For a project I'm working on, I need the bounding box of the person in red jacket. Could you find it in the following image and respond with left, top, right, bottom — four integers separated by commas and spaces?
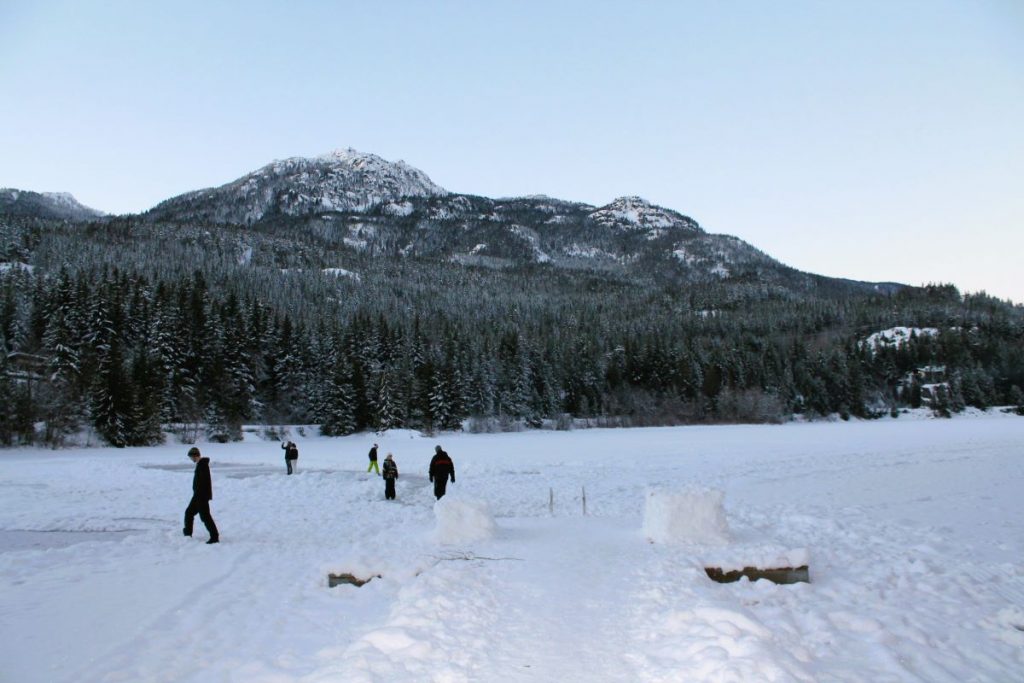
184, 446, 220, 544
428, 445, 455, 500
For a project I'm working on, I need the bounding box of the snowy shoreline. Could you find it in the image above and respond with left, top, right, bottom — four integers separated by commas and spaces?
2, 416, 1023, 681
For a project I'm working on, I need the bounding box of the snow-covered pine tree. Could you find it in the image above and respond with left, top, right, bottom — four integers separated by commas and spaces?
372, 369, 400, 432
128, 347, 164, 445
319, 367, 356, 436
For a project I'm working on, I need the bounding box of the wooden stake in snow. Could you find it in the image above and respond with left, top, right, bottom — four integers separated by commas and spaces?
582, 486, 587, 516
549, 487, 554, 515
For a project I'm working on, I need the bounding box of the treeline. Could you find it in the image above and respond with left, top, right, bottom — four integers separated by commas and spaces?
1, 216, 1023, 447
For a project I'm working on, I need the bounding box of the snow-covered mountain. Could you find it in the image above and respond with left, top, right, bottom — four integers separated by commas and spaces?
147, 149, 448, 224
0, 188, 105, 221
3, 149, 902, 294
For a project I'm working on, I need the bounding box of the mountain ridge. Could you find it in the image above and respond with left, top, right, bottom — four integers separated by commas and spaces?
0, 188, 105, 221
3, 149, 904, 295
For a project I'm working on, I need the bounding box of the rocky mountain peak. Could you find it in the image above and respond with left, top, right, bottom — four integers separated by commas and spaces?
588, 196, 702, 237
148, 149, 447, 224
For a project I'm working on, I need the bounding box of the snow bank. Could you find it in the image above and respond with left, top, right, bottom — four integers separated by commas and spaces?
433, 496, 497, 544
642, 487, 730, 544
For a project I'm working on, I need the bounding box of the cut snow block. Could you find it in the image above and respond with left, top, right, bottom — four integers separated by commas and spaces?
328, 572, 380, 587
704, 565, 810, 585
643, 488, 730, 545
434, 497, 497, 544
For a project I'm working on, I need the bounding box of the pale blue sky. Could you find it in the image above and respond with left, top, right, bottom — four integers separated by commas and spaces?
2, 1, 1022, 302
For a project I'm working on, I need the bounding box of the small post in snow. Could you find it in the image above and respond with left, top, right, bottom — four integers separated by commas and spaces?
549, 487, 554, 515
582, 486, 587, 516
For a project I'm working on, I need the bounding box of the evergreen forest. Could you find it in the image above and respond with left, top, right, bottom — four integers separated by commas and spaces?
2, 213, 1023, 448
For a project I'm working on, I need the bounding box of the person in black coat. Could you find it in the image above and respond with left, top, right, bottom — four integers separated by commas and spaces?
183, 446, 220, 544
382, 453, 399, 500
428, 445, 455, 500
282, 440, 299, 475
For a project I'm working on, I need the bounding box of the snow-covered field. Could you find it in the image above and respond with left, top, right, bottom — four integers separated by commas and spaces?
2, 414, 1023, 682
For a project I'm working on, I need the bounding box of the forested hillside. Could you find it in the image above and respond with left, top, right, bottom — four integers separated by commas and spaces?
2, 211, 1022, 448
2, 150, 1022, 446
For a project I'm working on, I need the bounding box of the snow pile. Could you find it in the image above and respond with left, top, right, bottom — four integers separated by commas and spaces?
433, 496, 497, 544
642, 487, 730, 545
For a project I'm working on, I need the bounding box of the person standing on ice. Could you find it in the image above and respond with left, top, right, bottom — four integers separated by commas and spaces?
367, 442, 380, 476
428, 444, 455, 500
282, 440, 298, 475
183, 446, 219, 544
382, 453, 399, 500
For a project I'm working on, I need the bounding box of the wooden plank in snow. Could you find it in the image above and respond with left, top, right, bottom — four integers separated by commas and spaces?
704, 565, 810, 585
328, 572, 380, 587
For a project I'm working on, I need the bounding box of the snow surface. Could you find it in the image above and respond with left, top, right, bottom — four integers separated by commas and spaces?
2, 416, 1024, 682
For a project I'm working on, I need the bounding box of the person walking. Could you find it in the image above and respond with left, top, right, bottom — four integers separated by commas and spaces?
428, 444, 455, 500
183, 446, 219, 544
382, 453, 399, 500
367, 442, 380, 476
282, 440, 299, 475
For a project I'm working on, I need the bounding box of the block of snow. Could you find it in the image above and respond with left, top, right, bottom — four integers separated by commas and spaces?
643, 488, 730, 545
433, 497, 497, 544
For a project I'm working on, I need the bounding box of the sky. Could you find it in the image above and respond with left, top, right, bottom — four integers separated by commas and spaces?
1, 0, 1022, 302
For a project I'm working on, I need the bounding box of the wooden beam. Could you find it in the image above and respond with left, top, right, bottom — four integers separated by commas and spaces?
328, 572, 380, 587
704, 565, 810, 585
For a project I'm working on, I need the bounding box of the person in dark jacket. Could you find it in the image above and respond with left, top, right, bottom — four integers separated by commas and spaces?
382, 453, 399, 500
367, 443, 380, 476
184, 446, 219, 544
428, 445, 455, 500
282, 440, 299, 475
